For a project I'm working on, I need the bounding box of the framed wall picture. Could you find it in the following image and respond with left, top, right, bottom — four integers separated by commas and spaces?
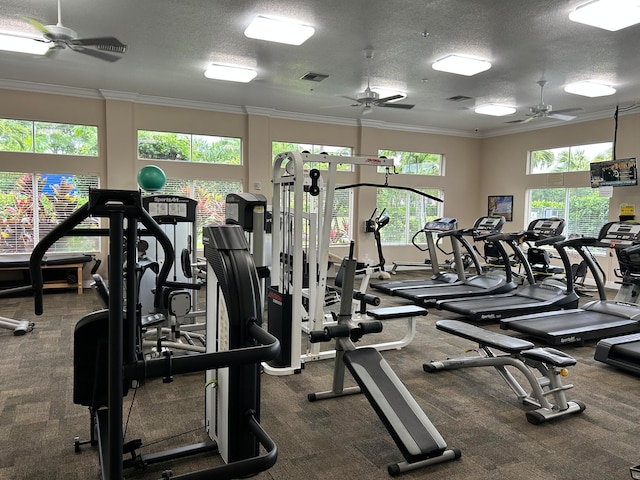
488, 195, 513, 222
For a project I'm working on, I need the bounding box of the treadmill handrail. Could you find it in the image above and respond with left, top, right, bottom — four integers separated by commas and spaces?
555, 236, 598, 249
534, 235, 565, 247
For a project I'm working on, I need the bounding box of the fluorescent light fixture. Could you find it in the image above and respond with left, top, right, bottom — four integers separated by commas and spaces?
0, 33, 48, 55
474, 104, 517, 116
569, 0, 640, 31
432, 54, 492, 76
564, 81, 616, 97
244, 16, 315, 45
204, 64, 257, 83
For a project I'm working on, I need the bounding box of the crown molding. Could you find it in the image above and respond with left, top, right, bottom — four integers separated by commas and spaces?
0, 77, 621, 139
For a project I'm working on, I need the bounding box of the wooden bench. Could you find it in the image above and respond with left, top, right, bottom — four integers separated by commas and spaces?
0, 254, 94, 295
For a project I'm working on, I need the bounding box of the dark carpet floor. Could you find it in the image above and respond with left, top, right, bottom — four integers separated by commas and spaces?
1, 272, 639, 480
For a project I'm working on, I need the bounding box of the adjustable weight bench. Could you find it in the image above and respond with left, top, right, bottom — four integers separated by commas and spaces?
424, 319, 585, 425
344, 347, 461, 475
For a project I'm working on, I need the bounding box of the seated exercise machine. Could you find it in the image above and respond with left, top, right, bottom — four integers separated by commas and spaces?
394, 216, 518, 306
435, 218, 579, 322
501, 221, 640, 346
29, 189, 280, 480
308, 244, 461, 476
423, 320, 585, 424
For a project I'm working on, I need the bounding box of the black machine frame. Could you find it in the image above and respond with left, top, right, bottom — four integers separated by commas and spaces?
29, 189, 280, 480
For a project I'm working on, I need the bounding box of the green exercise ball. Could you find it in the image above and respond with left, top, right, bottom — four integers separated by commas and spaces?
137, 165, 166, 192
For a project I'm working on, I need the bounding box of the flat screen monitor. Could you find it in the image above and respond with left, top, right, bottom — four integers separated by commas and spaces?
590, 157, 637, 188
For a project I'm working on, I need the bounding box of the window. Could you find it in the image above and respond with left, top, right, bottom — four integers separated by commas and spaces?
376, 188, 443, 245
527, 187, 609, 238
0, 118, 98, 156
157, 178, 243, 247
529, 142, 612, 174
0, 172, 100, 254
377, 149, 444, 175
138, 130, 241, 165
271, 141, 354, 171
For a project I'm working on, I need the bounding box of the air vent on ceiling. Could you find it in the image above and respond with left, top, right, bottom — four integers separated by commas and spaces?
300, 72, 330, 82
447, 95, 473, 102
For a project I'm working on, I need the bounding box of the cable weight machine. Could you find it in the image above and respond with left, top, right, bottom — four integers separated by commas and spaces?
266, 151, 437, 376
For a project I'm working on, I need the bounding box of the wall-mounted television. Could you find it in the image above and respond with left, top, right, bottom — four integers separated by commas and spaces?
590, 157, 637, 188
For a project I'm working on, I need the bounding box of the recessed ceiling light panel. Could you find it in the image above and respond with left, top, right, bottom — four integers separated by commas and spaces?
204, 64, 257, 83
564, 81, 616, 97
569, 0, 640, 31
0, 33, 48, 55
244, 16, 315, 45
432, 54, 492, 76
474, 104, 517, 116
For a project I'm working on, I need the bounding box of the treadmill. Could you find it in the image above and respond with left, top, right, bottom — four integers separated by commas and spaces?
371, 216, 478, 295
594, 242, 640, 374
435, 218, 579, 322
394, 217, 517, 307
501, 221, 640, 346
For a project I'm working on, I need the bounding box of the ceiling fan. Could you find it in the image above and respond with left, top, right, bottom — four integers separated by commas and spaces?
340, 50, 415, 115
507, 80, 582, 124
26, 0, 127, 62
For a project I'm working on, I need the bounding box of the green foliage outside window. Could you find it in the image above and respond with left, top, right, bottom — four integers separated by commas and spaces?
529, 187, 609, 238
138, 130, 241, 164
376, 188, 443, 245
377, 150, 443, 175
530, 142, 612, 174
0, 118, 98, 156
0, 172, 100, 254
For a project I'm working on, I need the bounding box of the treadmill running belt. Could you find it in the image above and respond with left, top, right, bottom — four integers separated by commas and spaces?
502, 310, 640, 345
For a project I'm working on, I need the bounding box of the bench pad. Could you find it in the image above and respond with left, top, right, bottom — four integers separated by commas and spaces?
344, 347, 447, 463
436, 319, 534, 353
367, 305, 428, 320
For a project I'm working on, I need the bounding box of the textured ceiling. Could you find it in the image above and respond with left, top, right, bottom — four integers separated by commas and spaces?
0, 0, 639, 135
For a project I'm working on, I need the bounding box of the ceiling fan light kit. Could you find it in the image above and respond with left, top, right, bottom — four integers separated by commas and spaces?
244, 15, 315, 45
564, 80, 616, 97
475, 104, 517, 116
569, 0, 640, 31
431, 54, 492, 76
7, 0, 128, 62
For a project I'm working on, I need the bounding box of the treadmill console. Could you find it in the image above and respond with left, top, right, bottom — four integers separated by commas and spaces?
598, 222, 640, 247
423, 217, 458, 232
471, 216, 506, 240
527, 218, 565, 237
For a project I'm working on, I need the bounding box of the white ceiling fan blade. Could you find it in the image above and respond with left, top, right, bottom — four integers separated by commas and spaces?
378, 102, 415, 110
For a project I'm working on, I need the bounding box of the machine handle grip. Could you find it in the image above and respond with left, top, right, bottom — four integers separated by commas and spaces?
358, 320, 383, 335
353, 291, 380, 306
